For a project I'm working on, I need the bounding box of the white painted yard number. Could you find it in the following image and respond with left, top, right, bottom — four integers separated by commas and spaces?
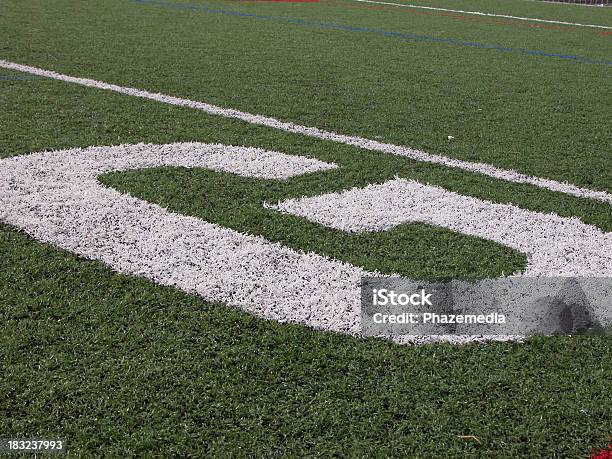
1, 143, 610, 340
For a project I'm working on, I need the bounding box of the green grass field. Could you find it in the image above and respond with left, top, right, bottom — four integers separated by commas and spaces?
1, 0, 611, 456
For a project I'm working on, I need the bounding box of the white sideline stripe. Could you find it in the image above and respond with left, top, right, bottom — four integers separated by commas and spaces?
346, 0, 612, 30
1, 59, 610, 205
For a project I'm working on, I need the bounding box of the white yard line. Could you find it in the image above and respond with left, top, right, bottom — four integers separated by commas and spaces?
345, 0, 612, 30
1, 59, 611, 205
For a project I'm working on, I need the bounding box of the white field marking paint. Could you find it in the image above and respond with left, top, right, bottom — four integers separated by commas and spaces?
1, 59, 610, 205
0, 143, 512, 345
0, 143, 358, 330
347, 0, 612, 30
271, 178, 612, 277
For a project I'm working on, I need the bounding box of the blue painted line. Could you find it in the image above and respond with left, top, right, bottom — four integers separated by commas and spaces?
129, 0, 612, 66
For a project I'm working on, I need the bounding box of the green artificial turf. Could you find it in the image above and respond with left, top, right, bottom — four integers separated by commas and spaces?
2, 226, 611, 457
102, 167, 526, 279
1, 0, 611, 191
1, 0, 611, 456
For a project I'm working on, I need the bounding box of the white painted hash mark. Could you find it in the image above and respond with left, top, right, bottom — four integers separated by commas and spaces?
347, 0, 612, 30
0, 59, 610, 205
271, 178, 612, 277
